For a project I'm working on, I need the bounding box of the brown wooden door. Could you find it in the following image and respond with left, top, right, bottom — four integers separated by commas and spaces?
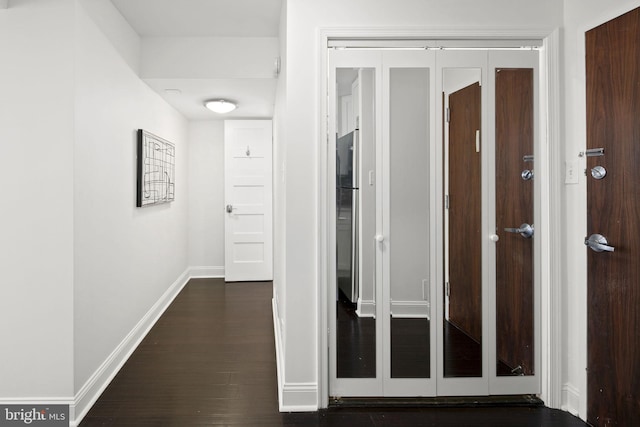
495, 68, 534, 376
448, 82, 482, 347
586, 7, 640, 426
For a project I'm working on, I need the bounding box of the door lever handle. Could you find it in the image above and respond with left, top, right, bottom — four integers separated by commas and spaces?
585, 234, 615, 252
504, 223, 534, 238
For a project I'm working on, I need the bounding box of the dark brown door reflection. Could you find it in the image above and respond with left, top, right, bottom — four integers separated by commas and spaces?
586, 7, 640, 426
495, 68, 534, 376
446, 80, 482, 378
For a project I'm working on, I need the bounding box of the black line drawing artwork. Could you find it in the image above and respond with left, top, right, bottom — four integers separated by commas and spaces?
136, 129, 175, 207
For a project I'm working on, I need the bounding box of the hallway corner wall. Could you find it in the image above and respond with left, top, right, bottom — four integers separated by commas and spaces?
0, 0, 76, 401
272, 0, 289, 407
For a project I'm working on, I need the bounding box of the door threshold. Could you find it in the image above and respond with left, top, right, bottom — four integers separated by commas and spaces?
329, 395, 543, 409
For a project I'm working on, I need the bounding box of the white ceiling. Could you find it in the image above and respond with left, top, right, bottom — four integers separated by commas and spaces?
110, 0, 282, 37
146, 78, 278, 120
110, 0, 282, 120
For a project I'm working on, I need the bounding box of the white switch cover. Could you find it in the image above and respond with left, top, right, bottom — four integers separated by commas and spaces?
565, 160, 579, 184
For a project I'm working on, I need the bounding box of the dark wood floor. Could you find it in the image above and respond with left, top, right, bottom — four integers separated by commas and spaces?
80, 278, 588, 426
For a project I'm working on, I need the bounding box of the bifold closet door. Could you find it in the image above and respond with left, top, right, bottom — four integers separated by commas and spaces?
328, 48, 541, 399
488, 50, 540, 395
329, 49, 384, 397
382, 50, 437, 396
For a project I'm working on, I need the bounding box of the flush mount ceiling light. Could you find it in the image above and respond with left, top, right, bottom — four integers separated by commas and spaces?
204, 99, 237, 114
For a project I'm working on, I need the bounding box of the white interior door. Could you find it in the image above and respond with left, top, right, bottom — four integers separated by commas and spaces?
224, 120, 273, 282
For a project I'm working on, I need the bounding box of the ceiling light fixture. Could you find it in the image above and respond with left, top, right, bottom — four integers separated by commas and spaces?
204, 99, 237, 114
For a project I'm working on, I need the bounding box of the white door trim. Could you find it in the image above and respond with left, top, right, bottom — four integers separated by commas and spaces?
318, 27, 562, 410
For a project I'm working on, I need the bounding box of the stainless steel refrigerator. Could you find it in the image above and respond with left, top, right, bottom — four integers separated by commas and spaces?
336, 130, 359, 304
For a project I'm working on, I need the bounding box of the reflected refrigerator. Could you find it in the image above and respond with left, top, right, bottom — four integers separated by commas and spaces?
336, 130, 359, 304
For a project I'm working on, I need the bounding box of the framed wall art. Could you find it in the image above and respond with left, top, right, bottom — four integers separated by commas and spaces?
136, 129, 175, 207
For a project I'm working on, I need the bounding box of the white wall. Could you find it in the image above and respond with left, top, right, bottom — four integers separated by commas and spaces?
73, 0, 189, 394
278, 0, 563, 409
188, 120, 225, 274
273, 0, 288, 364
561, 0, 640, 419
389, 68, 430, 317
0, 0, 76, 399
78, 0, 141, 74
140, 37, 279, 79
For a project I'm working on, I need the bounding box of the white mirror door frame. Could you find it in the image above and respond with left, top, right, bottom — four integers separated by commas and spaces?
317, 28, 562, 410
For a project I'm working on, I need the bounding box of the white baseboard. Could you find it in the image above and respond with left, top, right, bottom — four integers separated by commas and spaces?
272, 297, 285, 409
71, 269, 191, 426
280, 383, 318, 412
391, 300, 430, 319
272, 296, 317, 412
561, 383, 580, 416
356, 298, 375, 318
188, 266, 225, 278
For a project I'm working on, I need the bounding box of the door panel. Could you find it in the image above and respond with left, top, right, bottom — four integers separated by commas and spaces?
224, 120, 273, 282
381, 50, 437, 397
329, 50, 383, 397
495, 68, 534, 376
586, 7, 640, 426
388, 67, 431, 379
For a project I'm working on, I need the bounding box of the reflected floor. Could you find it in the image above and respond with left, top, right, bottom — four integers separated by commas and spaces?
337, 292, 376, 378
337, 298, 512, 379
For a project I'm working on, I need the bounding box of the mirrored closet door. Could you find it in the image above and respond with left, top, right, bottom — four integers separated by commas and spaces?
328, 46, 540, 399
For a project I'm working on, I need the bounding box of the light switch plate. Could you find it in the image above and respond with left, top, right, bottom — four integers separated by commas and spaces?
565, 160, 579, 184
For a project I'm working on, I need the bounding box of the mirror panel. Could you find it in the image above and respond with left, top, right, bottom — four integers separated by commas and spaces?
336, 67, 377, 378
389, 67, 431, 378
495, 68, 535, 377
443, 68, 483, 378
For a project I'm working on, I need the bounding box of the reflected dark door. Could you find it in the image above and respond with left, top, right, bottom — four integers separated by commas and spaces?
447, 82, 482, 377
495, 68, 534, 376
586, 7, 640, 426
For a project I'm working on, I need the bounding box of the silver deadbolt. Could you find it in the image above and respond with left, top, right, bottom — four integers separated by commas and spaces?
504, 223, 534, 238
226, 204, 234, 213
585, 234, 615, 252
521, 169, 534, 181
591, 165, 606, 180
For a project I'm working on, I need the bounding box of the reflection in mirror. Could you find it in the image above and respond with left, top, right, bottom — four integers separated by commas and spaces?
443, 68, 482, 378
389, 68, 431, 378
495, 68, 534, 376
336, 67, 376, 378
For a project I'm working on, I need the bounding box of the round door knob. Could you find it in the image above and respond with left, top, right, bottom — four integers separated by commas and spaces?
375, 234, 384, 242
591, 165, 606, 180
489, 234, 500, 242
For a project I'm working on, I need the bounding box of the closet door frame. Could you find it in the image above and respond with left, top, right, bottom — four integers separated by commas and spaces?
318, 29, 562, 410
